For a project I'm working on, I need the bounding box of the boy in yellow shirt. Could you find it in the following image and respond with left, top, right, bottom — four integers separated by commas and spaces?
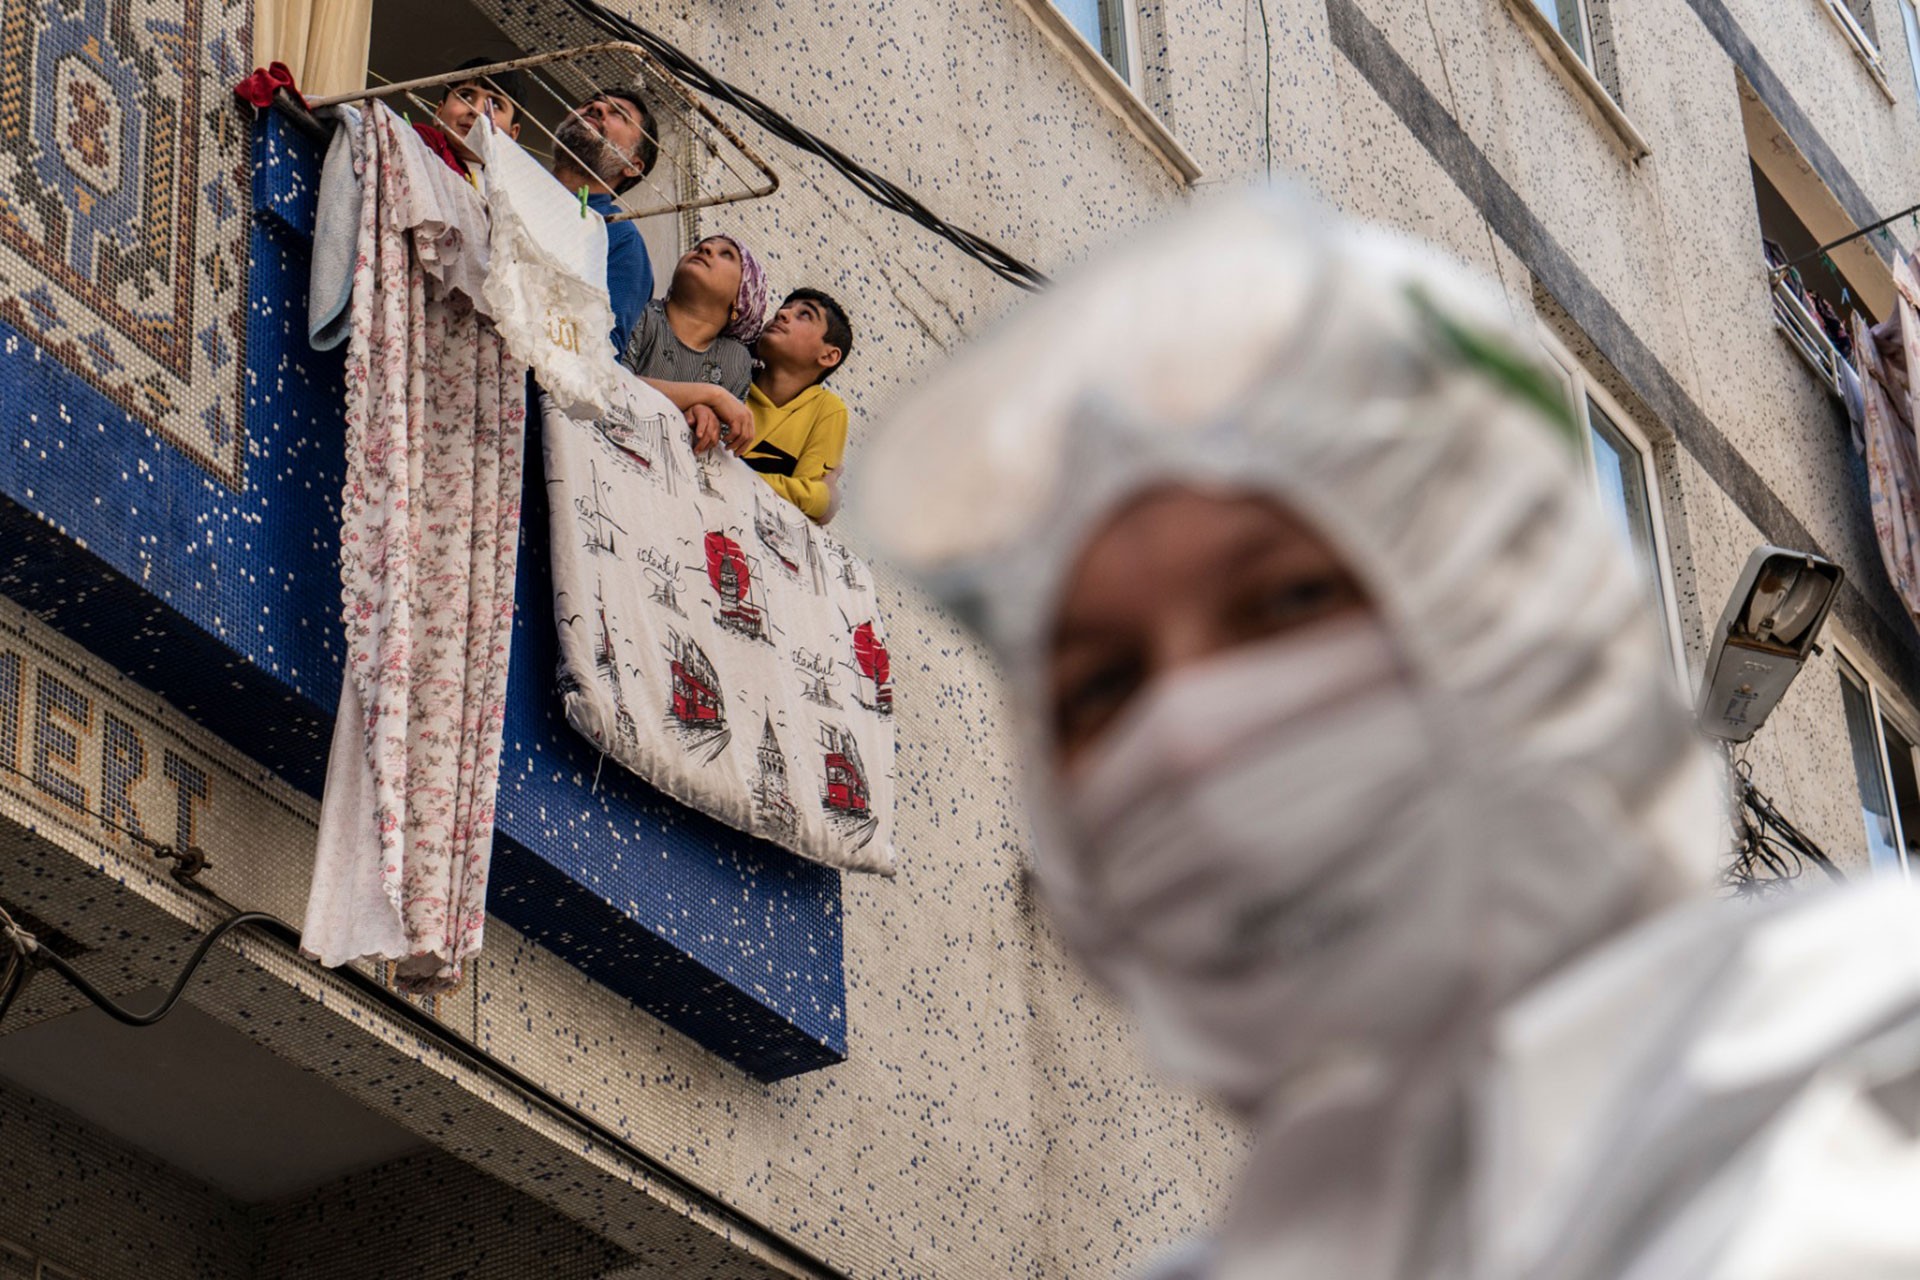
740, 290, 853, 523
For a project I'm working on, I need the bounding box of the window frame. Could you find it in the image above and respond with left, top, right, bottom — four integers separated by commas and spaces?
1834, 0, 1883, 56
1769, 271, 1852, 399
1053, 0, 1141, 90
1819, 0, 1898, 98
1835, 641, 1920, 878
1537, 328, 1689, 682
1010, 0, 1200, 184
1899, 0, 1920, 98
1498, 0, 1650, 158
1532, 0, 1597, 67
1117, 0, 1145, 92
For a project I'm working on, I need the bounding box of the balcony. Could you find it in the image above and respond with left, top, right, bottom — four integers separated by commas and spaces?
1771, 269, 1854, 400
0, 110, 848, 1083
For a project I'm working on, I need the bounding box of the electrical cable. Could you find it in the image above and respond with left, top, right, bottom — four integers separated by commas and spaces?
1255, 0, 1274, 176
0, 947, 24, 1027
550, 0, 1051, 292
1724, 757, 1845, 897
2, 909, 281, 1029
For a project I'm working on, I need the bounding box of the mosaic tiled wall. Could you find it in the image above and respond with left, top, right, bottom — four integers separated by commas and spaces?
0, 1082, 253, 1280
0, 1078, 715, 1280
0, 0, 252, 485
248, 1149, 632, 1280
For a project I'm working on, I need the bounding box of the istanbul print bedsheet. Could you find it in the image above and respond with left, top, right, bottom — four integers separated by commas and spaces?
541, 374, 896, 876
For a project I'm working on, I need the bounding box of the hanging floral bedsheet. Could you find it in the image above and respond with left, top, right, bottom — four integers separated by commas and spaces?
302, 103, 527, 991
541, 376, 897, 876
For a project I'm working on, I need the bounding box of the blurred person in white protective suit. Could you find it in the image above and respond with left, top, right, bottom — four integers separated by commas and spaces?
855, 190, 1920, 1280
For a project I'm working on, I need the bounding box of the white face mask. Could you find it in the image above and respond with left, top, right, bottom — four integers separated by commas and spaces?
1060, 616, 1480, 1110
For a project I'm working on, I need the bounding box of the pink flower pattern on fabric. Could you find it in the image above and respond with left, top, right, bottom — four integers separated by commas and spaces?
312, 104, 526, 993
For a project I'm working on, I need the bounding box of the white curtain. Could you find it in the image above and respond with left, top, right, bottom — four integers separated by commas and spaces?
252, 0, 372, 99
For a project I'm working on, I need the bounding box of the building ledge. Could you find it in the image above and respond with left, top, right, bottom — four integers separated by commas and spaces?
1009, 0, 1202, 185
1500, 0, 1652, 162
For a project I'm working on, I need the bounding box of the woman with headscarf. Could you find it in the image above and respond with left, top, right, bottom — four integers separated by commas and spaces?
622, 232, 770, 452
858, 191, 1920, 1280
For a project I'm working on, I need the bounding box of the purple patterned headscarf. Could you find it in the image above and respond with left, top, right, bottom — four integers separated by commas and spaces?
712, 235, 768, 344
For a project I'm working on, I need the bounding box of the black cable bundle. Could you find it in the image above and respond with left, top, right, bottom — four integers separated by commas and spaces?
0, 906, 282, 1030
1724, 758, 1846, 897
557, 0, 1051, 292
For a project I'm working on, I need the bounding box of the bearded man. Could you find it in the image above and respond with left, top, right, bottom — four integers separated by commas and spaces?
550, 89, 659, 350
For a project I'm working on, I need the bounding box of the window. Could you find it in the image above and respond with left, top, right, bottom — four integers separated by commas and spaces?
1841, 0, 1882, 49
1899, 0, 1920, 95
1742, 93, 1885, 400
1530, 0, 1596, 66
1839, 655, 1920, 875
1819, 0, 1894, 92
1501, 0, 1640, 153
1053, 0, 1138, 84
1539, 332, 1686, 675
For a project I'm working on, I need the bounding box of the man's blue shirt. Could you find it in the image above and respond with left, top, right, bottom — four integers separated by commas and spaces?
591, 191, 653, 351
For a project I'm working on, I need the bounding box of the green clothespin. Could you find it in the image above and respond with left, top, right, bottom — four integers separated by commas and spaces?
1821, 253, 1838, 275
579, 186, 590, 218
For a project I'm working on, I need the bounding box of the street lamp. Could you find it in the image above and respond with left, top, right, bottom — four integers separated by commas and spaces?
1697, 546, 1844, 743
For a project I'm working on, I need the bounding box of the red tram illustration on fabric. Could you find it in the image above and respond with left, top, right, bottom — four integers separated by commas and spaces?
820, 723, 869, 814
669, 630, 722, 723
664, 627, 732, 763
705, 531, 771, 642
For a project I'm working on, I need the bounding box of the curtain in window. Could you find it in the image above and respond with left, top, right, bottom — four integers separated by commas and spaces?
252, 0, 372, 99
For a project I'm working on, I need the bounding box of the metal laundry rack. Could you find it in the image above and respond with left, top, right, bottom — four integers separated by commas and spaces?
303, 42, 780, 223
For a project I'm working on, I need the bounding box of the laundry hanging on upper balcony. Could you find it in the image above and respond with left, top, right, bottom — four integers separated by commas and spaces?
301, 102, 528, 991
1849, 250, 1920, 634
541, 376, 897, 876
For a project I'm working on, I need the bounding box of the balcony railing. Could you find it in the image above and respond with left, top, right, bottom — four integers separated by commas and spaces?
1772, 274, 1850, 400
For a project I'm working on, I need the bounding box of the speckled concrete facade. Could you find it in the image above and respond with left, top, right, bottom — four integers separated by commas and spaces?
4, 0, 1919, 1274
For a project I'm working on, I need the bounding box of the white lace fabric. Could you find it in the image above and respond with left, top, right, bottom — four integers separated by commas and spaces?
468, 115, 623, 418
